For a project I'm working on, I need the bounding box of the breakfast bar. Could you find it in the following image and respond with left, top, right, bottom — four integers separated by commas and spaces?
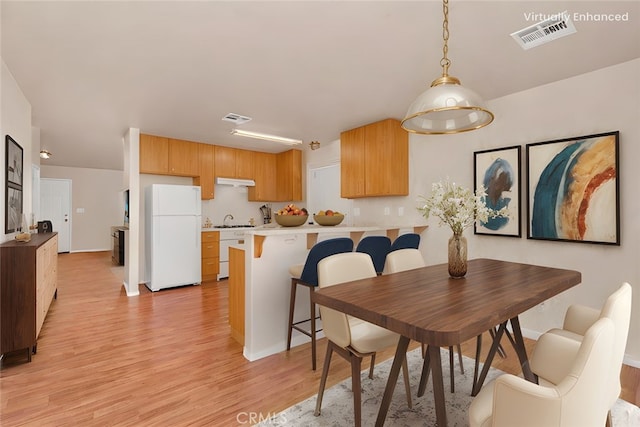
233, 224, 427, 361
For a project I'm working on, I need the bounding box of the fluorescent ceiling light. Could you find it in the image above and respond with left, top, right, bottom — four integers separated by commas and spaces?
230, 129, 302, 145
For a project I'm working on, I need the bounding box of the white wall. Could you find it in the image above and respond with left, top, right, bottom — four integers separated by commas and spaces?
1, 59, 33, 243
304, 58, 640, 364
40, 165, 124, 251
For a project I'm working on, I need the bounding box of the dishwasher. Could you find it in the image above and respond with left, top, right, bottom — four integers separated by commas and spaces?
217, 227, 252, 280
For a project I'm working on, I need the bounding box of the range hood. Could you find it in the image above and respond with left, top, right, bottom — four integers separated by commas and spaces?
215, 177, 256, 187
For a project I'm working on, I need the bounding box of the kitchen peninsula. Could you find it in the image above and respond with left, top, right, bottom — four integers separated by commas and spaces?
231, 224, 427, 361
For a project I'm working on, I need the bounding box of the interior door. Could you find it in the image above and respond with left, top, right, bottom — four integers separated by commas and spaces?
40, 178, 71, 253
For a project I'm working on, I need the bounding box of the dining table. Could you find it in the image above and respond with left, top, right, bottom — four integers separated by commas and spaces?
312, 258, 582, 427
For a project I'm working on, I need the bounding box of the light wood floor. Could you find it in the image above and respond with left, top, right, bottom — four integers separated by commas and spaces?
1, 252, 638, 426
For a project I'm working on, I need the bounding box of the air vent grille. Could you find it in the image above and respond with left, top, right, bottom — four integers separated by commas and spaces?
511, 11, 577, 50
222, 113, 252, 125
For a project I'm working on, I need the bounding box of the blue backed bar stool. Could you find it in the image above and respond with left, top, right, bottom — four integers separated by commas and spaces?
287, 237, 354, 370
355, 235, 391, 275
389, 233, 420, 252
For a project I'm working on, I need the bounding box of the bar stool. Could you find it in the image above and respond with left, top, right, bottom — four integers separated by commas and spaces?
355, 235, 391, 275
389, 233, 420, 252
287, 237, 354, 370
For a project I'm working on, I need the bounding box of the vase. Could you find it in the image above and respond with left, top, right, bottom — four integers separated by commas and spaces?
448, 233, 467, 278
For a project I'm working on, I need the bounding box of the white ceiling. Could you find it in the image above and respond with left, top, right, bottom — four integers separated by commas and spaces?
2, 1, 639, 171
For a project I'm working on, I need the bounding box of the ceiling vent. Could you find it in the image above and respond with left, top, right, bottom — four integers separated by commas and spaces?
222, 113, 252, 125
511, 11, 577, 50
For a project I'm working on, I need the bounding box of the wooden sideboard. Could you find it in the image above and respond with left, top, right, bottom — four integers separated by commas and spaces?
0, 233, 58, 362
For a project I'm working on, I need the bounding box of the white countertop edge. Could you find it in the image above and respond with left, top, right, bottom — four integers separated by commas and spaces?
245, 224, 425, 236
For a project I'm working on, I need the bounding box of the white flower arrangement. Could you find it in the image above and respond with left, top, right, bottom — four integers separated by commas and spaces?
418, 179, 509, 236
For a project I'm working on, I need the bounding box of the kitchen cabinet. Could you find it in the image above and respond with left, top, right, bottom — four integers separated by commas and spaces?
235, 149, 254, 179
139, 134, 200, 177
340, 118, 408, 198
194, 143, 215, 200
168, 138, 199, 176
228, 246, 245, 345
201, 231, 220, 282
1, 233, 58, 361
140, 134, 169, 174
248, 152, 277, 201
276, 149, 302, 201
214, 146, 236, 178
215, 146, 254, 179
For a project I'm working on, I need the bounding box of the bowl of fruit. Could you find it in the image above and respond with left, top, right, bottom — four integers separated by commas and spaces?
313, 210, 345, 226
274, 204, 308, 227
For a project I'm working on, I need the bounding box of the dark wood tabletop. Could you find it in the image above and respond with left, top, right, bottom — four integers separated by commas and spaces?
313, 258, 582, 347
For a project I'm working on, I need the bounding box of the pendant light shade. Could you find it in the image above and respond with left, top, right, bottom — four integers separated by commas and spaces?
401, 0, 494, 135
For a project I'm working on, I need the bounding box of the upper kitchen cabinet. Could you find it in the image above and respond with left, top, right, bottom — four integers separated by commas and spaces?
168, 138, 199, 176
215, 146, 255, 179
214, 146, 236, 178
235, 149, 255, 179
340, 118, 408, 198
140, 134, 169, 174
276, 149, 302, 201
248, 152, 277, 201
194, 143, 215, 200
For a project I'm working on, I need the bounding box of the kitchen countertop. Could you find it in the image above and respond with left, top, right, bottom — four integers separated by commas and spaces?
246, 223, 426, 236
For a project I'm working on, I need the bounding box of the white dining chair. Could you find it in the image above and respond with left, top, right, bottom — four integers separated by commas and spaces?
383, 248, 464, 393
469, 317, 614, 427
529, 282, 632, 427
314, 252, 412, 427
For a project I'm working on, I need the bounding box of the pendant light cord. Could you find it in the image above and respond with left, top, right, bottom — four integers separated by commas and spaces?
440, 0, 451, 77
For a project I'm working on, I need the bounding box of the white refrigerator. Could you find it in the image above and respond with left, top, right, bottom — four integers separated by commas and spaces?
145, 184, 202, 291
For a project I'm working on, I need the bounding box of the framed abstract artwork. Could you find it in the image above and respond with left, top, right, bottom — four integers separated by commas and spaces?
474, 145, 521, 237
526, 131, 619, 245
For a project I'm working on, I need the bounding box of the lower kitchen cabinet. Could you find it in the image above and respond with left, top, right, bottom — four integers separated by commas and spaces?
201, 231, 220, 281
228, 246, 245, 345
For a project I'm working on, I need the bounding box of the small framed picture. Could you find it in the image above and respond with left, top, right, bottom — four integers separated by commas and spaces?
526, 131, 619, 245
6, 135, 23, 187
474, 145, 521, 237
5, 186, 23, 234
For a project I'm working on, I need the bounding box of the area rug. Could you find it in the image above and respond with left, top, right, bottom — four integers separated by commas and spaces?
258, 347, 640, 426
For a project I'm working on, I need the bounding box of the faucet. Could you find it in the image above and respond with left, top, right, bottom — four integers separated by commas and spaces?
223, 214, 234, 227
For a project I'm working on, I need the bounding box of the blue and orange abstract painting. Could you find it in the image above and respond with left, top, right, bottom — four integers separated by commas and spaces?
527, 132, 619, 245
474, 145, 521, 237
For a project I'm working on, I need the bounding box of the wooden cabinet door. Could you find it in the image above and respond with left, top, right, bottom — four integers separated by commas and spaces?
168, 138, 199, 176
215, 146, 236, 178
340, 126, 366, 198
276, 149, 302, 201
249, 152, 277, 201
364, 119, 408, 196
195, 143, 215, 200
235, 149, 255, 179
140, 134, 169, 174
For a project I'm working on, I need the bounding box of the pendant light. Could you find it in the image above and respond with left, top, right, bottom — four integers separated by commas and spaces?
401, 0, 494, 134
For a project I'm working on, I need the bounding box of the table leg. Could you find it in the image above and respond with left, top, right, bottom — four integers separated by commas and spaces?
509, 316, 538, 383
375, 336, 410, 427
428, 344, 448, 427
471, 321, 507, 396
417, 346, 431, 397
